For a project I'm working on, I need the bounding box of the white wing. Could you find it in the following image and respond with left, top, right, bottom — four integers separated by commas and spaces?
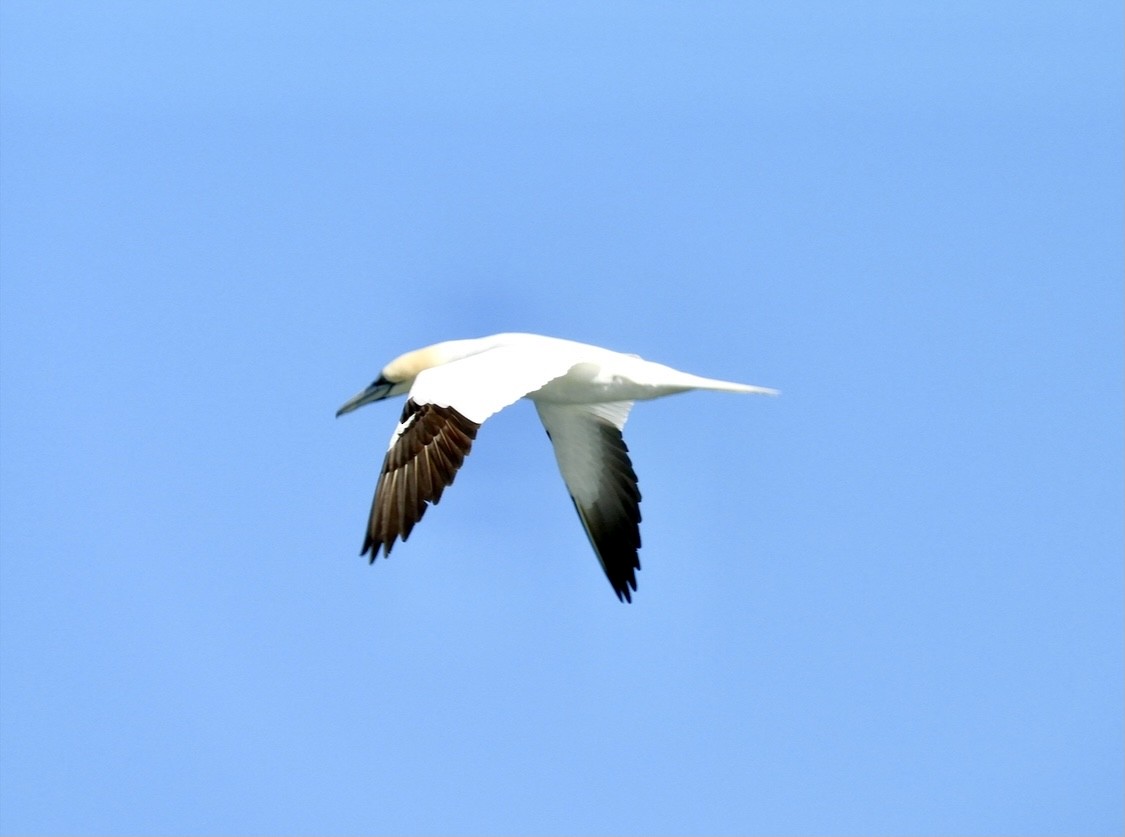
363, 345, 577, 559
534, 400, 642, 601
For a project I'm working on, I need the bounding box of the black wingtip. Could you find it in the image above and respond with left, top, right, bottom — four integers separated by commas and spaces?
610, 572, 638, 602
361, 538, 389, 563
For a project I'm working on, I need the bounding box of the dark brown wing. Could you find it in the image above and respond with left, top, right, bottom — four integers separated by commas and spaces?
362, 399, 481, 559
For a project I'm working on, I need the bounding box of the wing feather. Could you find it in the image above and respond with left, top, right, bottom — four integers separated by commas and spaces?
362, 400, 480, 558
362, 345, 578, 559
535, 401, 642, 602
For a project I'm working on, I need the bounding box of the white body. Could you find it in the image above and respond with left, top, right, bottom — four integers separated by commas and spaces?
402, 333, 776, 420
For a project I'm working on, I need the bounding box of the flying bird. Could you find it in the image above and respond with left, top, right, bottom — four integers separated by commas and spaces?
337, 333, 776, 601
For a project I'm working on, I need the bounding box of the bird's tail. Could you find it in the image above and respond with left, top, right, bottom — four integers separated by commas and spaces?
682, 375, 779, 396
628, 359, 779, 398
697, 380, 778, 396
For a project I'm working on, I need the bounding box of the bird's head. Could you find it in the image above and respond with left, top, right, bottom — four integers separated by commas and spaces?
335, 341, 473, 417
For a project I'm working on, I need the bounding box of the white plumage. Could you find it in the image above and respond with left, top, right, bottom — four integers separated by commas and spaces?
337, 333, 776, 601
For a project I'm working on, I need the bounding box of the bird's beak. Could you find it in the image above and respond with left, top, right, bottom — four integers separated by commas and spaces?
336, 376, 395, 417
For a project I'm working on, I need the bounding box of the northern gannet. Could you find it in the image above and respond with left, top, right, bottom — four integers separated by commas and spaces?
337, 333, 777, 601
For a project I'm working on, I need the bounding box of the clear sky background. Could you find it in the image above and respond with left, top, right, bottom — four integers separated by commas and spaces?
1, 2, 1121, 835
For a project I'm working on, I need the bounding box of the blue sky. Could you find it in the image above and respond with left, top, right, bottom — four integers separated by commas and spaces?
1, 2, 1121, 834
